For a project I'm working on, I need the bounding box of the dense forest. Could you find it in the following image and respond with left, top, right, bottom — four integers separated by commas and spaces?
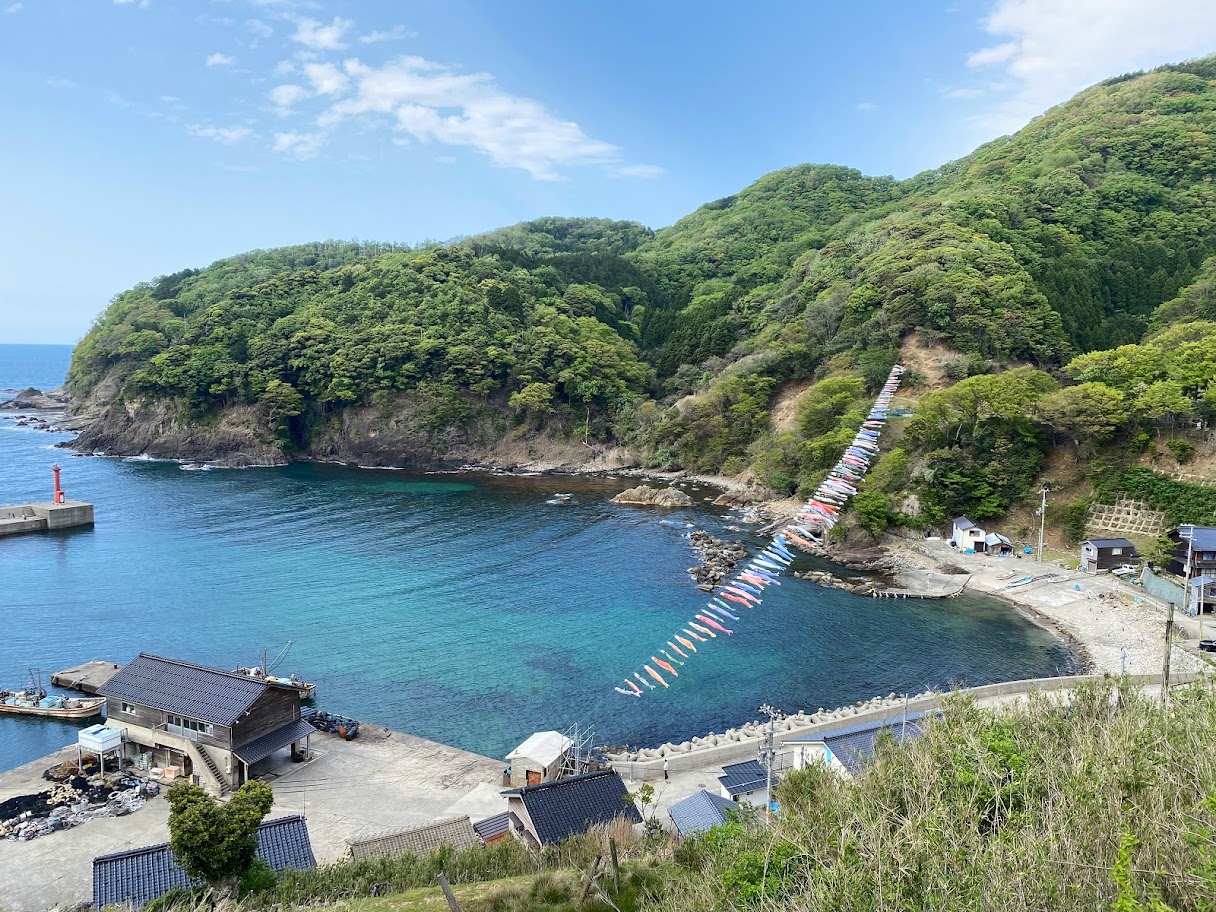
69, 56, 1216, 530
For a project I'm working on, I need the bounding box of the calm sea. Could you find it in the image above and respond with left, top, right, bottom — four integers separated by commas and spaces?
0, 343, 1075, 773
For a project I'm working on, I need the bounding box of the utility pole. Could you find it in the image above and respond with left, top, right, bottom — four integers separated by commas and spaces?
758, 704, 780, 818
1168, 525, 1195, 702
1036, 484, 1049, 563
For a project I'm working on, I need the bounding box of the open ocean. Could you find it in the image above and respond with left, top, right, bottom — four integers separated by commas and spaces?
0, 343, 1076, 773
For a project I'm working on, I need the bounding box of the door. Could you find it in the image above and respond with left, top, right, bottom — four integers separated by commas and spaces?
526, 769, 541, 786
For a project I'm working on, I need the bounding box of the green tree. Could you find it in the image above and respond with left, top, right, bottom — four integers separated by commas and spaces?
166, 780, 274, 901
1036, 382, 1127, 448
260, 379, 304, 423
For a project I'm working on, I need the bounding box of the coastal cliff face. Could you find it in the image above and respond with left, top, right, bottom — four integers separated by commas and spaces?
67, 387, 643, 472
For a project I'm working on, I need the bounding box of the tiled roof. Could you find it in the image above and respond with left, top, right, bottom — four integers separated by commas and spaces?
717, 760, 767, 796
472, 812, 517, 841
233, 718, 315, 765
99, 653, 268, 727
667, 790, 737, 836
515, 771, 641, 846
1084, 538, 1137, 550
1179, 527, 1216, 551
953, 516, 976, 530
93, 816, 314, 909
818, 717, 926, 776
348, 817, 479, 861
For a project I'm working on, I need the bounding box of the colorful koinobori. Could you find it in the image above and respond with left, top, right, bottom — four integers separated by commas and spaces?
613, 365, 907, 698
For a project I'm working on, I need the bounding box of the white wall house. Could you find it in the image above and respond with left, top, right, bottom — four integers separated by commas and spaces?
951, 516, 986, 552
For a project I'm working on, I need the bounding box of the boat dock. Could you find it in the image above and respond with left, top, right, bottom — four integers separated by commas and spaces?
872, 570, 970, 599
50, 661, 122, 695
0, 466, 94, 537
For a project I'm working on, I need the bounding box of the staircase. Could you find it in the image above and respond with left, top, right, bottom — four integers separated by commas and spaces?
189, 743, 229, 795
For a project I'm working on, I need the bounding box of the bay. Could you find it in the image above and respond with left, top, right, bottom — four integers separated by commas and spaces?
0, 343, 1076, 773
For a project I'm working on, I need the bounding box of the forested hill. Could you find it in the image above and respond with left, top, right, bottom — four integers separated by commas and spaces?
68, 56, 1216, 528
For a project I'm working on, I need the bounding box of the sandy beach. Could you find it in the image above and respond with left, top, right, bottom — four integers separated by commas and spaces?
886, 537, 1209, 676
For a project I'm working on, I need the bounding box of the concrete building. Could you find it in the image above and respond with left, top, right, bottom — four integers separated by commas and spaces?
1080, 537, 1140, 573
505, 730, 573, 787
950, 516, 986, 552
99, 653, 313, 795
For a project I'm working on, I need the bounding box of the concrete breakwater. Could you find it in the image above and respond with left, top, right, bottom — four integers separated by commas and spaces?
0, 500, 93, 537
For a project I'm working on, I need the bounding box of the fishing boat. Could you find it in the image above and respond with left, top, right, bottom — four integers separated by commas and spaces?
0, 670, 104, 719
235, 641, 317, 700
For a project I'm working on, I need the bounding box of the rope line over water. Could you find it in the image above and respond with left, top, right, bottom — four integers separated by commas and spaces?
611, 365, 907, 698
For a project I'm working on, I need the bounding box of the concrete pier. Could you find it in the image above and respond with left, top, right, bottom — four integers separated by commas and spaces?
0, 499, 94, 537
50, 660, 123, 695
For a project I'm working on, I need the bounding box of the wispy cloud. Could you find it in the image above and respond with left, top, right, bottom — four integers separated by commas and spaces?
273, 131, 324, 159
310, 55, 657, 180
944, 87, 984, 99
291, 17, 351, 51
359, 25, 414, 44
613, 163, 664, 178
205, 52, 236, 67
269, 83, 310, 113
113, 0, 150, 6
856, 101, 876, 111
246, 19, 274, 38
965, 0, 1216, 135
46, 77, 74, 88
187, 123, 254, 144
4, 3, 23, 14
303, 62, 348, 95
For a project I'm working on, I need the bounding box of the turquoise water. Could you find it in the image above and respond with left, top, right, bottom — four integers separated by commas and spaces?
0, 344, 1076, 773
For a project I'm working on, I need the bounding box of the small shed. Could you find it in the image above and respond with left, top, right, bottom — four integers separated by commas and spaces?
984, 532, 1014, 556
717, 759, 769, 807
505, 730, 573, 787
504, 770, 640, 847
951, 517, 986, 552
473, 811, 521, 845
1080, 538, 1139, 572
668, 789, 737, 837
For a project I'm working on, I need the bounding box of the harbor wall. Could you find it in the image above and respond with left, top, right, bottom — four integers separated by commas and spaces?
0, 500, 93, 536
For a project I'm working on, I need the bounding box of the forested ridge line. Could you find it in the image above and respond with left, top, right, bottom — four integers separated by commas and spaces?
67, 56, 1216, 529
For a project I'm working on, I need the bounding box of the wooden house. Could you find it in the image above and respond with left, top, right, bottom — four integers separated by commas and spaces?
99, 653, 314, 795
1080, 538, 1140, 572
504, 770, 640, 847
950, 517, 987, 552
1168, 527, 1216, 613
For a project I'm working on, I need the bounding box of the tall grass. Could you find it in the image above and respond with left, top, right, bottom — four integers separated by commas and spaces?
659, 678, 1216, 911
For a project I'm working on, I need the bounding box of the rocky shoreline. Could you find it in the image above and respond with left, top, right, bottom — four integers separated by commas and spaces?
686, 530, 747, 591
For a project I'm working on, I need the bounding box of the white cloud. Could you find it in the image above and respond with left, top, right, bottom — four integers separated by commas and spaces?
274, 60, 297, 76
435, 155, 456, 164
269, 83, 310, 113
303, 61, 348, 95
292, 17, 351, 50
187, 123, 254, 144
966, 0, 1216, 135
856, 101, 876, 111
46, 77, 73, 88
4, 3, 23, 13
360, 25, 413, 44
273, 131, 324, 159
945, 87, 985, 99
246, 19, 273, 38
613, 163, 664, 179
205, 52, 236, 67
317, 55, 644, 180
113, 0, 150, 6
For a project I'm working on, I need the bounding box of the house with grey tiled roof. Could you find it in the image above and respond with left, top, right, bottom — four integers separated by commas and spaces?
787, 714, 928, 779
99, 653, 312, 795
667, 789, 738, 837
347, 817, 480, 860
505, 770, 640, 847
92, 815, 315, 909
717, 760, 769, 806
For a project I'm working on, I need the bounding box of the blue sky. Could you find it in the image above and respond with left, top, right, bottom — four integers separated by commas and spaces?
2, 0, 1215, 343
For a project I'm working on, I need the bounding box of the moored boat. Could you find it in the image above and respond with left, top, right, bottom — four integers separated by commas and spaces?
0, 682, 104, 719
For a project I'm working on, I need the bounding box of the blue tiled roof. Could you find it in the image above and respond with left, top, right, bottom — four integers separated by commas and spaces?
786, 713, 931, 776
1084, 538, 1136, 550
1181, 527, 1216, 551
234, 718, 315, 765
953, 516, 976, 530
667, 790, 737, 836
717, 759, 767, 796
93, 816, 315, 909
516, 771, 641, 846
99, 653, 269, 727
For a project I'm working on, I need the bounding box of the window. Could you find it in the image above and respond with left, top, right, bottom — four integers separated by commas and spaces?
166, 715, 214, 736
120, 702, 135, 714
1112, 548, 1123, 556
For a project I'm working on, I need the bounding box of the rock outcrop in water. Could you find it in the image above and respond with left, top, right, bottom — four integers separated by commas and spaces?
611, 485, 693, 507
688, 531, 746, 590
0, 387, 68, 410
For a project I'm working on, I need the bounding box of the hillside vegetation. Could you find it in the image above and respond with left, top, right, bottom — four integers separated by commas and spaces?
69, 56, 1216, 529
